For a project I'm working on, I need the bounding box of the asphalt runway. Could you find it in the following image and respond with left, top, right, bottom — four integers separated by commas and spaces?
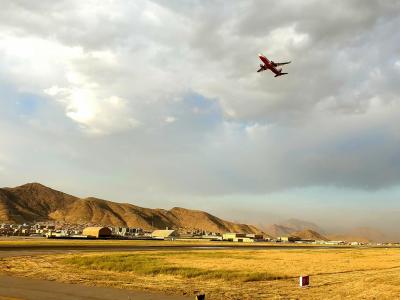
0, 243, 353, 254
0, 244, 356, 260
0, 246, 197, 300
0, 275, 191, 300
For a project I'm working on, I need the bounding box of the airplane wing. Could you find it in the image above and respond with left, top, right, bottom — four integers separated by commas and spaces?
274, 61, 291, 66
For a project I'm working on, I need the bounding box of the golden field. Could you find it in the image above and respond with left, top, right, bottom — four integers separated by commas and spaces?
2, 246, 400, 299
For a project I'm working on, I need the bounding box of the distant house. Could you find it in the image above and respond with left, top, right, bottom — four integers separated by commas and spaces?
295, 239, 315, 244
82, 227, 112, 238
278, 236, 301, 243
222, 233, 245, 241
112, 227, 143, 237
151, 229, 179, 240
246, 233, 265, 241
222, 233, 255, 242
325, 240, 346, 245
202, 234, 223, 241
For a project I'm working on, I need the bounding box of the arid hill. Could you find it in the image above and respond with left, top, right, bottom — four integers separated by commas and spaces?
264, 223, 328, 241
0, 183, 261, 233
264, 224, 294, 237
282, 218, 324, 234
327, 227, 388, 243
291, 229, 329, 241
262, 218, 392, 242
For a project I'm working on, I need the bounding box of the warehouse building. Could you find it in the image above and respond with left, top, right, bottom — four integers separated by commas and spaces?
82, 227, 112, 238
222, 233, 245, 241
246, 233, 265, 241
222, 232, 257, 242
151, 229, 178, 240
277, 236, 301, 243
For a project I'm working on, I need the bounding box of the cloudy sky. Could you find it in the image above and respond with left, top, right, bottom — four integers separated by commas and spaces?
1, 0, 400, 233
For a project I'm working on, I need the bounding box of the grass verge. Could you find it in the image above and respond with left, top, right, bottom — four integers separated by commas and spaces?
4, 248, 400, 299
64, 254, 287, 282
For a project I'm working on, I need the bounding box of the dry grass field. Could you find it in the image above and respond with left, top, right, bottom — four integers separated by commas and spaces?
2, 246, 400, 299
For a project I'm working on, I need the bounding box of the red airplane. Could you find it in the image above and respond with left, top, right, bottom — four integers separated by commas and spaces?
257, 53, 291, 77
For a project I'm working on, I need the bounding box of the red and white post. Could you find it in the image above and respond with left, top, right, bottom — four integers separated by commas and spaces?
299, 275, 310, 287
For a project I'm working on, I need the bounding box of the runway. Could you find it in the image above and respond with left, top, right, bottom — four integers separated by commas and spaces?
0, 275, 190, 300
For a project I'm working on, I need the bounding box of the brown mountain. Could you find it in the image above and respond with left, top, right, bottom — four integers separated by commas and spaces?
263, 221, 328, 241
0, 183, 261, 233
263, 222, 327, 240
264, 218, 325, 238
264, 224, 294, 237
282, 218, 324, 234
291, 229, 329, 241
327, 227, 388, 243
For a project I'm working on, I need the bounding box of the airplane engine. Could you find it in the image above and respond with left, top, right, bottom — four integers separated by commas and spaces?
260, 64, 264, 68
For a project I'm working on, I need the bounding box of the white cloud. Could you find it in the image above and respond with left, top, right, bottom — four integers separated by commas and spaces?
3, 0, 397, 127
45, 85, 139, 135
244, 123, 270, 138
0, 155, 5, 173
165, 116, 176, 123
1, 0, 400, 197
265, 25, 310, 54
0, 34, 83, 91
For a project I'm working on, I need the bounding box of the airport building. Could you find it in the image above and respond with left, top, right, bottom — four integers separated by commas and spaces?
82, 226, 112, 238
277, 236, 301, 242
222, 233, 256, 242
151, 229, 179, 240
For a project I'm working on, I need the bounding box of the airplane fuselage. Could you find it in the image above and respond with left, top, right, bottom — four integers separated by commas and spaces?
257, 53, 289, 77
260, 63, 282, 75
258, 55, 282, 75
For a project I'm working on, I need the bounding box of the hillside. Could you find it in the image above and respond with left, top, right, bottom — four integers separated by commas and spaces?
264, 224, 294, 237
291, 229, 329, 241
264, 223, 328, 241
327, 227, 388, 243
264, 220, 388, 242
0, 183, 260, 234
282, 218, 324, 234
264, 218, 325, 238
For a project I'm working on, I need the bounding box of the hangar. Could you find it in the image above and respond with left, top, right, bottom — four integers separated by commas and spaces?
82, 227, 112, 238
151, 229, 178, 240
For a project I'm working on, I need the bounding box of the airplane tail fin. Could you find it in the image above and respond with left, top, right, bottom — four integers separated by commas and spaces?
275, 73, 288, 77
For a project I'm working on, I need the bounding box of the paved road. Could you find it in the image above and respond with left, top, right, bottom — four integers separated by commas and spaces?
0, 247, 197, 300
0, 275, 191, 300
0, 244, 353, 253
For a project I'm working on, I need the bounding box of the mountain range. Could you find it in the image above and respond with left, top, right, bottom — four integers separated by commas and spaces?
263, 219, 324, 237
0, 183, 260, 234
326, 227, 388, 243
0, 183, 391, 242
